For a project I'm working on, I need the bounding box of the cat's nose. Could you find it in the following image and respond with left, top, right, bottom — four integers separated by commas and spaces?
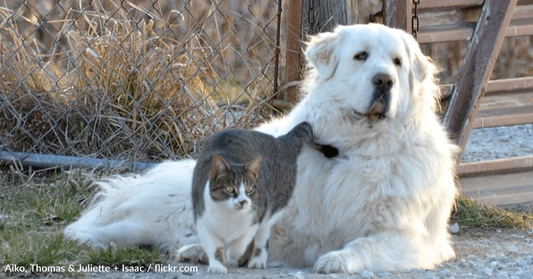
238, 200, 248, 207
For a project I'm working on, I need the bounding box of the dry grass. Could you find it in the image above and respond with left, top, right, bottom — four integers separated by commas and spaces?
0, 0, 281, 162
0, 0, 531, 163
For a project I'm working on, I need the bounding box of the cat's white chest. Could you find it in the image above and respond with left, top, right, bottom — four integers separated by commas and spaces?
197, 182, 257, 242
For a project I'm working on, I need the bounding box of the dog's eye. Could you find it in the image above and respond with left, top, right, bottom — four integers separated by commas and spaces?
354, 51, 368, 61
394, 58, 401, 66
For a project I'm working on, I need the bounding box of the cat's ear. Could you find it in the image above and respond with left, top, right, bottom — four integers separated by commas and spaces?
245, 156, 261, 179
211, 155, 230, 181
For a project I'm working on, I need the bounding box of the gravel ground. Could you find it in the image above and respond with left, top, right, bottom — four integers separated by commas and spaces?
55, 228, 533, 279
462, 124, 533, 163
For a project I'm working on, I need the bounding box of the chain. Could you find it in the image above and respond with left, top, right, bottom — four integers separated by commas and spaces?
411, 0, 420, 39
308, 0, 316, 34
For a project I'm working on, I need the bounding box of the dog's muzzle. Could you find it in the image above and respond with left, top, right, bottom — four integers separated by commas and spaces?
367, 73, 392, 121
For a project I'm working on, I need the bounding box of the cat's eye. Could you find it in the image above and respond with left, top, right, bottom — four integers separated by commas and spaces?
224, 186, 235, 194
354, 51, 368, 61
245, 186, 254, 194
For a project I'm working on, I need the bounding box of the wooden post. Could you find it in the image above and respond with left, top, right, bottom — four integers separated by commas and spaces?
443, 0, 518, 162
274, 0, 353, 109
272, 0, 303, 109
302, 0, 350, 35
382, 0, 410, 32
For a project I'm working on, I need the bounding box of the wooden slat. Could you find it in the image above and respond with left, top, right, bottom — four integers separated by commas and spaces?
486, 77, 533, 93
417, 1, 533, 44
418, 0, 483, 10
473, 113, 533, 128
458, 156, 533, 177
506, 18, 533, 37
440, 77, 533, 99
458, 157, 533, 207
442, 77, 533, 128
418, 24, 475, 43
460, 171, 533, 205
418, 19, 533, 43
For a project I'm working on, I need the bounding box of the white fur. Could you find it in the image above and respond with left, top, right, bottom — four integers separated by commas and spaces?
64, 24, 458, 274
195, 182, 258, 273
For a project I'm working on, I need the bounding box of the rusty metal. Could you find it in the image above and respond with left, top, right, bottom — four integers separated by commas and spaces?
442, 0, 519, 162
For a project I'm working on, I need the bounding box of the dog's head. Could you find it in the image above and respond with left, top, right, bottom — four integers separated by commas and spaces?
304, 24, 438, 123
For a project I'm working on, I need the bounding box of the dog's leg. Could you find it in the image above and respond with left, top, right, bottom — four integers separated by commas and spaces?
314, 231, 425, 273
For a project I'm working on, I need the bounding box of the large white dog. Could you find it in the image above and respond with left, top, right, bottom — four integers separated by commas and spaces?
65, 24, 458, 273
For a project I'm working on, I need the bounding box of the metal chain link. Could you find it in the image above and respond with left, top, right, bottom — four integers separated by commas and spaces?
308, 0, 316, 34
412, 0, 420, 39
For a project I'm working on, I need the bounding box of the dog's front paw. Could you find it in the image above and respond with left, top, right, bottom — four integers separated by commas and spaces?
314, 250, 362, 274
173, 244, 208, 264
207, 263, 227, 273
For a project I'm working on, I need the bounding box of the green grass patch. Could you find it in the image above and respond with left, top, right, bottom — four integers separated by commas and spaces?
453, 195, 533, 229
83, 247, 166, 268
0, 166, 166, 275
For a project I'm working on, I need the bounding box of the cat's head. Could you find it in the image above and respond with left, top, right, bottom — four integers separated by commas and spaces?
209, 155, 261, 211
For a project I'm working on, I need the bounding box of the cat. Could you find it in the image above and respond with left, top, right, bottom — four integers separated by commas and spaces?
186, 121, 314, 273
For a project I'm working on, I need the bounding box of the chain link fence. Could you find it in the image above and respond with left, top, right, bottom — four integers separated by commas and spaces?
0, 0, 284, 164
1, 0, 532, 168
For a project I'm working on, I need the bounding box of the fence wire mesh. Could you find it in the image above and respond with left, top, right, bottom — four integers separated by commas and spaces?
0, 0, 284, 163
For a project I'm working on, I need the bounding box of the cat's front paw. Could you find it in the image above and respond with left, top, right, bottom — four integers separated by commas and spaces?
314, 250, 362, 274
173, 244, 208, 264
247, 257, 266, 269
207, 263, 227, 273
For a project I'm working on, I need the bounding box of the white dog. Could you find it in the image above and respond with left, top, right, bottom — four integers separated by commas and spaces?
65, 24, 458, 273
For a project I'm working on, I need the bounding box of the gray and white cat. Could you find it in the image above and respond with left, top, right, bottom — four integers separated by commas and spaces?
190, 122, 313, 273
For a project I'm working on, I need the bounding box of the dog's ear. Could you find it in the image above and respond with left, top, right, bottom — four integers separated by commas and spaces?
401, 32, 440, 109
410, 48, 434, 88
305, 31, 341, 80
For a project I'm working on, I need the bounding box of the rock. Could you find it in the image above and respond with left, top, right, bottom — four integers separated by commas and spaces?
496, 271, 509, 279
450, 223, 460, 234
360, 270, 374, 278
517, 270, 533, 279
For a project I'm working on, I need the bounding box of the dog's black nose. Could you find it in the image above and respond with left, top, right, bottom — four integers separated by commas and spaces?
373, 74, 393, 89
